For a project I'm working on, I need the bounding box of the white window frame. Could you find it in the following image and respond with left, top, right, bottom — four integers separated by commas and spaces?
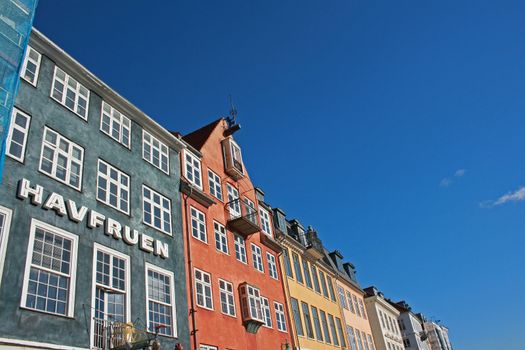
259, 207, 272, 236
226, 183, 240, 218
195, 268, 213, 310
230, 139, 244, 174
100, 101, 131, 148
207, 169, 223, 201
145, 263, 177, 337
234, 234, 247, 264
353, 294, 361, 317
6, 107, 31, 162
199, 346, 217, 350
261, 296, 272, 328
251, 243, 264, 272
21, 219, 78, 317
274, 301, 288, 332
90, 243, 131, 349
20, 45, 41, 86
214, 221, 228, 254
142, 185, 172, 235
96, 159, 130, 214
142, 129, 170, 175
190, 206, 207, 243
338, 286, 348, 310
219, 279, 236, 317
267, 252, 278, 280
50, 66, 90, 119
184, 151, 202, 189
240, 284, 264, 322
39, 127, 84, 190
0, 206, 13, 289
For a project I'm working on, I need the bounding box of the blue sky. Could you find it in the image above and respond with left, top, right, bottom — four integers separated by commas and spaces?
34, 1, 525, 348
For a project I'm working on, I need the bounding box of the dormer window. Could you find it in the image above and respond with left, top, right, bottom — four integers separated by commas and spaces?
222, 138, 244, 180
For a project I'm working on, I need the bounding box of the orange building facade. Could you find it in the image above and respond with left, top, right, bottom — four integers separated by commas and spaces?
178, 118, 293, 350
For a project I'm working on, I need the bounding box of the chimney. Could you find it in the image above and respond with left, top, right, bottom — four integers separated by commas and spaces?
363, 286, 379, 298
343, 262, 357, 282
328, 250, 345, 272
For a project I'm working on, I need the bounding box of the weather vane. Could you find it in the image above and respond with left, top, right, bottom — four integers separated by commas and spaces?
226, 94, 238, 128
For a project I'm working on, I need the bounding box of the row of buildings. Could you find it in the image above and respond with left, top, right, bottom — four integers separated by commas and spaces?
0, 28, 453, 350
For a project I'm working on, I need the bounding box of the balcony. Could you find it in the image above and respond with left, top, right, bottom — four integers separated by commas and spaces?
92, 318, 157, 350
226, 198, 260, 238
303, 227, 325, 261
260, 232, 282, 253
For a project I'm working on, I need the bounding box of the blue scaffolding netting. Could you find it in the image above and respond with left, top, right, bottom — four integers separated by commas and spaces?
0, 0, 38, 182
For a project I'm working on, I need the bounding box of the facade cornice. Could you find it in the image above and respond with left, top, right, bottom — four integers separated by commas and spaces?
366, 295, 400, 315
335, 272, 365, 294
30, 28, 186, 153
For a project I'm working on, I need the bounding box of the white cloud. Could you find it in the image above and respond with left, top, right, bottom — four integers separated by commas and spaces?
483, 186, 525, 207
440, 169, 466, 187
454, 169, 466, 177
440, 178, 452, 187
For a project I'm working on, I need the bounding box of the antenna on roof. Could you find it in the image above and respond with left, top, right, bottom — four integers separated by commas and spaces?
226, 94, 238, 128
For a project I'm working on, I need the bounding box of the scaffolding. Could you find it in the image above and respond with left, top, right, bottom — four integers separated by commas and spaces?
0, 0, 38, 181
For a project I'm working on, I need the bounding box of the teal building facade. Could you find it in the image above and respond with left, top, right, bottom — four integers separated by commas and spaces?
0, 29, 190, 350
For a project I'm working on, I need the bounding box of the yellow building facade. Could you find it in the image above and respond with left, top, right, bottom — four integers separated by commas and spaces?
275, 218, 348, 350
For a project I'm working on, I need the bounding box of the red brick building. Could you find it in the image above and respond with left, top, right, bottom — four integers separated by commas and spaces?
178, 118, 293, 350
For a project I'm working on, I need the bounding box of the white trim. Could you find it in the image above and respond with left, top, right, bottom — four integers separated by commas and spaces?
194, 268, 214, 311
190, 206, 207, 243
0, 337, 88, 350
250, 243, 264, 273
20, 45, 42, 87
229, 139, 244, 175
259, 207, 273, 237
274, 301, 288, 333
142, 129, 170, 175
50, 66, 90, 120
213, 220, 228, 254
145, 262, 177, 338
142, 185, 173, 235
261, 296, 273, 329
218, 278, 236, 317
207, 168, 223, 201
234, 234, 247, 265
6, 107, 31, 163
20, 219, 78, 318
0, 206, 13, 289
199, 345, 218, 350
183, 150, 203, 190
90, 243, 132, 349
96, 159, 131, 215
100, 101, 132, 149
266, 252, 279, 280
39, 127, 84, 191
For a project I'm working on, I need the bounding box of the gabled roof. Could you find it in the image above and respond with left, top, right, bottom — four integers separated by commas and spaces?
182, 118, 223, 151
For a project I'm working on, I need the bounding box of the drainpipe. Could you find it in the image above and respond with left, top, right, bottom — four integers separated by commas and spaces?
182, 187, 198, 350
276, 237, 300, 350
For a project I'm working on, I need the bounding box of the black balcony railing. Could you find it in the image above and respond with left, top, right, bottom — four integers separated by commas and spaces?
226, 198, 260, 237
92, 317, 159, 350
93, 318, 130, 350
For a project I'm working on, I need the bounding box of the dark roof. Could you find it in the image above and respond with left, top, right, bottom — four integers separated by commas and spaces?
182, 118, 222, 150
